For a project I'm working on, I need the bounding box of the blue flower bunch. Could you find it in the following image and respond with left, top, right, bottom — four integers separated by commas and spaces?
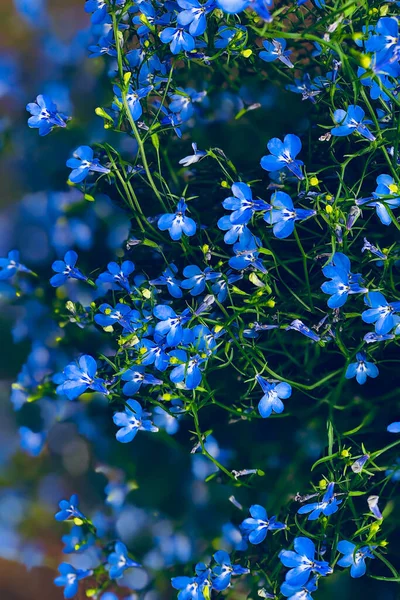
1, 0, 400, 598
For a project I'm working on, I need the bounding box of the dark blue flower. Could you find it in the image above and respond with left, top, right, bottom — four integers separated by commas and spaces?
171, 562, 212, 599
149, 264, 183, 298
96, 260, 135, 293
107, 541, 141, 579
337, 541, 375, 578
297, 482, 342, 520
362, 291, 400, 334
169, 350, 205, 389
113, 399, 158, 443
279, 537, 333, 588
50, 250, 87, 287
229, 237, 268, 273
84, 0, 108, 24
388, 422, 400, 433
241, 504, 286, 544
181, 265, 220, 296
0, 250, 32, 280
153, 305, 192, 346
261, 134, 304, 180
159, 27, 195, 54
345, 352, 379, 385
331, 105, 375, 141
211, 550, 249, 591
281, 576, 318, 600
177, 0, 216, 36
217, 215, 252, 245
113, 83, 153, 122
54, 354, 108, 400
95, 303, 142, 335
286, 319, 321, 342
222, 182, 270, 224
26, 94, 69, 136
55, 494, 86, 522
256, 375, 292, 418
62, 525, 95, 554
260, 38, 294, 68
321, 252, 367, 308
54, 563, 92, 599
121, 365, 162, 396
362, 238, 387, 260
157, 199, 197, 240
264, 191, 315, 238
67, 146, 110, 184
138, 339, 170, 372
169, 87, 207, 122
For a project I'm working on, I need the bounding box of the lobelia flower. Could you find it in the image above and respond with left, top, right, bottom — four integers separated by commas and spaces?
286, 73, 321, 104
95, 303, 142, 335
364, 331, 395, 343
153, 402, 183, 435
351, 454, 370, 473
157, 199, 197, 241
357, 174, 400, 226
260, 38, 294, 68
362, 291, 400, 334
138, 339, 170, 372
337, 540, 375, 578
0, 249, 32, 280
54, 563, 92, 599
113, 399, 159, 443
217, 215, 252, 245
261, 134, 305, 180
50, 250, 87, 287
387, 422, 400, 433
153, 305, 192, 346
211, 550, 249, 591
280, 576, 318, 600
18, 426, 46, 457
331, 105, 375, 141
169, 88, 207, 122
229, 236, 268, 273
107, 541, 141, 579
113, 83, 153, 122
171, 562, 212, 600
362, 238, 387, 260
177, 0, 216, 36
279, 537, 333, 587
367, 495, 383, 519
286, 319, 321, 342
241, 505, 286, 544
54, 355, 108, 400
297, 482, 342, 520
67, 146, 110, 184
88, 32, 118, 58
179, 142, 207, 167
55, 494, 86, 522
159, 26, 195, 54
386, 458, 400, 482
217, 0, 273, 20
96, 261, 135, 293
181, 265, 220, 296
121, 365, 162, 396
84, 0, 108, 23
26, 94, 69, 136
345, 352, 379, 385
264, 191, 315, 238
222, 182, 270, 224
256, 375, 292, 418
169, 350, 205, 389
150, 264, 183, 298
62, 525, 95, 554
321, 252, 367, 308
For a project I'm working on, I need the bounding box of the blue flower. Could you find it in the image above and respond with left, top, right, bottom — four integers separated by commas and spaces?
0, 250, 32, 280
321, 252, 367, 308
159, 26, 195, 54
26, 94, 69, 136
222, 182, 270, 224
138, 339, 170, 372
153, 305, 192, 346
331, 105, 375, 141
286, 74, 321, 103
241, 504, 286, 544
279, 537, 333, 588
229, 237, 268, 273
113, 399, 159, 443
67, 146, 110, 184
211, 270, 243, 302
177, 0, 215, 36
121, 366, 162, 396
337, 540, 375, 578
256, 375, 292, 418
281, 576, 318, 600
345, 352, 379, 385
95, 303, 142, 334
297, 482, 342, 520
107, 541, 141, 579
113, 83, 153, 122
62, 525, 95, 554
158, 199, 197, 240
54, 354, 108, 400
387, 422, 400, 433
179, 142, 207, 167
286, 319, 321, 342
211, 550, 249, 591
55, 494, 86, 522
84, 0, 108, 23
169, 87, 207, 122
169, 350, 205, 389
171, 562, 212, 600
261, 134, 304, 180
181, 265, 220, 296
18, 426, 46, 457
149, 264, 183, 298
50, 250, 87, 287
260, 39, 294, 68
362, 291, 400, 334
153, 401, 183, 435
96, 260, 135, 292
264, 191, 315, 238
54, 563, 92, 599
88, 32, 117, 58
217, 215, 252, 245
362, 238, 387, 260
216, 0, 250, 12
365, 174, 400, 226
